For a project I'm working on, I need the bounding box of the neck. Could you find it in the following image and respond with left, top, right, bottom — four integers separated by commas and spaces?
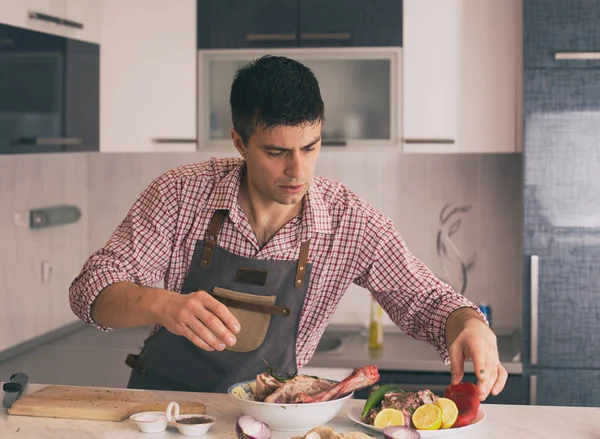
238, 174, 302, 246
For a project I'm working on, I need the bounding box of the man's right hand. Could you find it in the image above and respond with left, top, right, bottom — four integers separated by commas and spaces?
157, 290, 241, 351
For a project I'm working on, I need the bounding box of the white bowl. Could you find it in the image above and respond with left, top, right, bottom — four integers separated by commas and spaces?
129, 411, 168, 433
228, 379, 353, 432
166, 401, 216, 436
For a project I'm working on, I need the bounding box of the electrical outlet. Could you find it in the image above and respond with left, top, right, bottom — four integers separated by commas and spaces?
41, 261, 53, 284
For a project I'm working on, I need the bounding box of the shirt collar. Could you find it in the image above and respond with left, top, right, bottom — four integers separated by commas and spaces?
203, 159, 333, 237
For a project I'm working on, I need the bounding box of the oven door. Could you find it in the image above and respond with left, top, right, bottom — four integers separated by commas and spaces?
0, 23, 99, 154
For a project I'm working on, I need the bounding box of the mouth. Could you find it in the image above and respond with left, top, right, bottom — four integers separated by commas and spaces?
278, 184, 305, 195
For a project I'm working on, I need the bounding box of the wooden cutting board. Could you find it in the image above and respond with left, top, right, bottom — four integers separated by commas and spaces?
7, 385, 206, 421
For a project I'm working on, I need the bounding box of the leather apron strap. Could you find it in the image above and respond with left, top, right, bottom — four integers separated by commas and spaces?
199, 210, 226, 268
295, 239, 310, 288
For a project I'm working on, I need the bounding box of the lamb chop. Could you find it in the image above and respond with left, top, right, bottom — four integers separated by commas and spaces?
263, 375, 335, 403
364, 388, 438, 427
255, 372, 283, 401
292, 365, 380, 403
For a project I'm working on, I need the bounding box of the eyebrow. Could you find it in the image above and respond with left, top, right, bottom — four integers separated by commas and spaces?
261, 136, 321, 152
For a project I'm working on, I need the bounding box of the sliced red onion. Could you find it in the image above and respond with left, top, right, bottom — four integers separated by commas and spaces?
236, 415, 272, 439
383, 426, 421, 439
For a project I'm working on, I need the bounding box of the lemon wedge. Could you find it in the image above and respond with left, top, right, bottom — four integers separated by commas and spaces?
373, 408, 405, 429
436, 397, 459, 429
412, 404, 442, 430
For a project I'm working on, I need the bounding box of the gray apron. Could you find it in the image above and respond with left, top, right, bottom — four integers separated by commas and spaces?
125, 210, 312, 393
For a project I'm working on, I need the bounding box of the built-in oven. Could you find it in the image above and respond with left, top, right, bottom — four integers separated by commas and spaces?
0, 22, 99, 154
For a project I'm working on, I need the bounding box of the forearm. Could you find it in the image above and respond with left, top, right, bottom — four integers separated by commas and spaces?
90, 281, 172, 329
445, 307, 488, 349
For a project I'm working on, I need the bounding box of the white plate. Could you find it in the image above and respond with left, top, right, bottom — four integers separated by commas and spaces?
347, 406, 486, 437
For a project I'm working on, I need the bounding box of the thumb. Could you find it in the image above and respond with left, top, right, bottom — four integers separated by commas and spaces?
450, 347, 465, 385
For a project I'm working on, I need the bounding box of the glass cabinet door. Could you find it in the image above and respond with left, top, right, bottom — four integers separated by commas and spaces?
200, 49, 400, 148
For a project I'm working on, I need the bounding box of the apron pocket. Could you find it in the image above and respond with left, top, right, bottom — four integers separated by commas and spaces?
212, 287, 288, 353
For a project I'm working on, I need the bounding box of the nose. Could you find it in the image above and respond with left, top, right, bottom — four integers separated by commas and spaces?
285, 151, 303, 180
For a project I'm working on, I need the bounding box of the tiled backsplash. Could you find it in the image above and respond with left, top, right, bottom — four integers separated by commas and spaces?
0, 149, 522, 350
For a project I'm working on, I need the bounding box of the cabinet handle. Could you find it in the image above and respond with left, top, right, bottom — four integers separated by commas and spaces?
529, 375, 538, 405
530, 255, 539, 366
300, 32, 351, 41
28, 11, 84, 29
245, 33, 296, 42
11, 137, 83, 146
402, 138, 456, 144
152, 138, 197, 144
555, 52, 600, 60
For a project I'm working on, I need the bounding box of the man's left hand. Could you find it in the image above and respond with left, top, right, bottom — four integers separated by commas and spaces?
445, 308, 508, 401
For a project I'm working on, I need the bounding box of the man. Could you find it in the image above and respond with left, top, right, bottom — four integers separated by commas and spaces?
69, 55, 507, 400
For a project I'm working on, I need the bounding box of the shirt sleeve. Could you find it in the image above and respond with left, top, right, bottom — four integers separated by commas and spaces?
353, 211, 487, 364
68, 172, 179, 331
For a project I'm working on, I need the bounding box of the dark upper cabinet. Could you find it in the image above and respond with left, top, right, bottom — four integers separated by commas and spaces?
524, 0, 600, 68
197, 0, 299, 49
197, 0, 403, 49
298, 0, 402, 47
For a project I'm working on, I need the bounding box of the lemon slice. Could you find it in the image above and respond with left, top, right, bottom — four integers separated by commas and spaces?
436, 397, 459, 429
412, 404, 442, 430
373, 408, 405, 429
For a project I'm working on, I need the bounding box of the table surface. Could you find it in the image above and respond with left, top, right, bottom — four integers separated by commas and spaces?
2, 383, 599, 439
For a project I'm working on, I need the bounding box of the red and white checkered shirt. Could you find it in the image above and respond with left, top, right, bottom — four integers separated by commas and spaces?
69, 157, 482, 367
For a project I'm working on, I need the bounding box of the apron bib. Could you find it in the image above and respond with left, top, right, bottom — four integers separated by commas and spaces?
125, 210, 312, 393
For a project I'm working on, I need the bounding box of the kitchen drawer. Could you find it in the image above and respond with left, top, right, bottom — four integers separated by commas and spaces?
353, 370, 529, 405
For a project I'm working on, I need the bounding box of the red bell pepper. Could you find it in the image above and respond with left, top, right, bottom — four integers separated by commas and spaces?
444, 382, 480, 428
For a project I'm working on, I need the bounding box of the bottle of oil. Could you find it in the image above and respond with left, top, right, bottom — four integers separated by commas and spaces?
368, 296, 383, 350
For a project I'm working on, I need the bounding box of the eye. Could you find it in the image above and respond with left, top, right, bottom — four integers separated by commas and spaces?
267, 151, 284, 157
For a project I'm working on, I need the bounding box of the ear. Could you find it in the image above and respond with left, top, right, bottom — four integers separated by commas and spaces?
231, 128, 247, 158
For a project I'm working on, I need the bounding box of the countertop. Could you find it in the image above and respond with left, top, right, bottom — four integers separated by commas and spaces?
1, 383, 599, 438
306, 325, 523, 374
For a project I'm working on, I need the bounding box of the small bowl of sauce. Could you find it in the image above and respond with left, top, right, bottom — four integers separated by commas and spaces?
166, 401, 216, 436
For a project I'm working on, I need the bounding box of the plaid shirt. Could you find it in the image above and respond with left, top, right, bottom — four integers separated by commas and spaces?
69, 157, 482, 367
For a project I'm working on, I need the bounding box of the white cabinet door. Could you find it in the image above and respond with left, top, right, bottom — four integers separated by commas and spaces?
457, 0, 522, 153
402, 0, 461, 152
62, 0, 101, 43
0, 0, 98, 43
100, 0, 197, 153
402, 0, 522, 154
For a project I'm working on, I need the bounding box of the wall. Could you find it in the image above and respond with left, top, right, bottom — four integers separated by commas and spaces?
86, 149, 523, 332
0, 153, 88, 351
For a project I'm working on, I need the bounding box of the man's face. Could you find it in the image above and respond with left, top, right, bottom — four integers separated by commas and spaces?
232, 123, 321, 206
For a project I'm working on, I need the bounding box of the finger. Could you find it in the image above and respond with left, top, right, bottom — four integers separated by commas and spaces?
449, 344, 465, 385
197, 304, 238, 347
470, 348, 489, 400
180, 325, 215, 352
201, 293, 242, 335
187, 318, 227, 351
482, 358, 498, 400
491, 364, 508, 396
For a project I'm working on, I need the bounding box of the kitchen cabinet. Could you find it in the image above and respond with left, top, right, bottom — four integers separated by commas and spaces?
197, 0, 298, 49
402, 0, 522, 153
99, 0, 197, 153
524, 0, 600, 69
0, 0, 100, 44
298, 0, 402, 47
522, 67, 600, 406
197, 0, 402, 49
198, 48, 400, 148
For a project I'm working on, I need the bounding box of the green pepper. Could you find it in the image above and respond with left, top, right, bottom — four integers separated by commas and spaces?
360, 384, 405, 418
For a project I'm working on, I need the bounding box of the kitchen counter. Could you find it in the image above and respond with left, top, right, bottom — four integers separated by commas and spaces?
1, 383, 599, 438
306, 325, 523, 374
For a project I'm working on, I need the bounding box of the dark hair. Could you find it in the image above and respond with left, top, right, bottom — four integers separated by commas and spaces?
230, 55, 325, 145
